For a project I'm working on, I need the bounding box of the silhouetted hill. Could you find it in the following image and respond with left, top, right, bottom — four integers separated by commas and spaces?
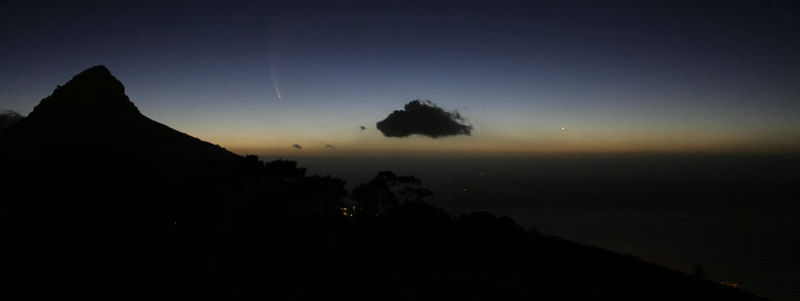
0, 66, 767, 300
0, 66, 251, 300
1, 65, 240, 173
0, 65, 246, 243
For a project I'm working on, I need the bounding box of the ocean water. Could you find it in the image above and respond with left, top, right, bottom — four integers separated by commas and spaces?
266, 154, 800, 300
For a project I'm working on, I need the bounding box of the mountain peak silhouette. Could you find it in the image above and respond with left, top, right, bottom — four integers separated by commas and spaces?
1, 65, 240, 171
27, 65, 140, 123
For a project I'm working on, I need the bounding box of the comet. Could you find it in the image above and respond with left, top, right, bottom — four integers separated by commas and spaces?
268, 49, 282, 99
269, 60, 281, 99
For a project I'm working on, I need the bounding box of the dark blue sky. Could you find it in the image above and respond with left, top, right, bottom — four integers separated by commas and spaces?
2, 0, 798, 155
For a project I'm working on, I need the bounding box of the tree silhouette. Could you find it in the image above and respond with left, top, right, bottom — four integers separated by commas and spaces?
264, 159, 307, 183
351, 171, 433, 216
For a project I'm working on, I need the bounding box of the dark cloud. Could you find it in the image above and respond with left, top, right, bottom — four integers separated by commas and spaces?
292, 144, 302, 150
324, 144, 336, 149
376, 100, 472, 138
359, 126, 366, 131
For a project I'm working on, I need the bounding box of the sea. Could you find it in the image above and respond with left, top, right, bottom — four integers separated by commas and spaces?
263, 154, 800, 300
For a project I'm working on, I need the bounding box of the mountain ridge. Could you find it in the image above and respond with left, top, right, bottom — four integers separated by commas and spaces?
0, 65, 241, 174
28, 65, 139, 120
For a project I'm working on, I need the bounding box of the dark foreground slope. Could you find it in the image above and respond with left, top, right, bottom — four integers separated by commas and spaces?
0, 66, 765, 300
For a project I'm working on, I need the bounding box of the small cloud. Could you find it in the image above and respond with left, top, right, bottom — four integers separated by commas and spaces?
324, 144, 336, 149
359, 126, 366, 131
377, 100, 472, 138
292, 144, 302, 150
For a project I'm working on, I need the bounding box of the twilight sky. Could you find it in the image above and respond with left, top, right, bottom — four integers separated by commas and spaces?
1, 0, 798, 156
